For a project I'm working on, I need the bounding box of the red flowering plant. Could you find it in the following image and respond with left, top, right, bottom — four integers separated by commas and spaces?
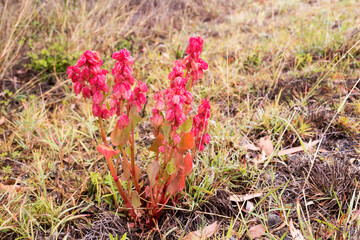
67, 37, 210, 225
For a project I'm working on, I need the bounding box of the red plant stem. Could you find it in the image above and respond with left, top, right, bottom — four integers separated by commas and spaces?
98, 117, 128, 200
130, 121, 141, 194
156, 195, 171, 215
156, 152, 159, 162
149, 185, 157, 217
98, 118, 108, 144
97, 117, 136, 217
105, 156, 130, 205
160, 146, 175, 173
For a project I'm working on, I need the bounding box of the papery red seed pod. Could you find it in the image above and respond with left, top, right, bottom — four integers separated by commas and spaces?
102, 107, 111, 119
166, 108, 175, 122
118, 114, 130, 130
173, 134, 181, 145
92, 104, 102, 117
203, 133, 210, 144
92, 91, 103, 105
138, 81, 148, 92
82, 86, 91, 99
74, 82, 82, 94
90, 65, 102, 75
125, 56, 134, 66
75, 55, 86, 67
150, 112, 163, 128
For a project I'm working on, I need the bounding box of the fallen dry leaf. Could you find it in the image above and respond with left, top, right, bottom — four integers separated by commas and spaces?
244, 143, 260, 151
62, 157, 74, 164
0, 117, 5, 125
289, 219, 305, 240
277, 140, 320, 156
270, 222, 287, 233
183, 221, 219, 240
246, 201, 255, 212
248, 224, 266, 239
0, 183, 26, 200
258, 136, 273, 157
230, 192, 263, 202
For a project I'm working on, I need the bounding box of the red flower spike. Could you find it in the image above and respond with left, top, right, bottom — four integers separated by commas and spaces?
191, 99, 211, 151
183, 36, 208, 83
67, 50, 111, 118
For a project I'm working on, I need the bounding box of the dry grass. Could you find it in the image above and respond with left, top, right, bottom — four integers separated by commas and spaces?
1, 0, 360, 239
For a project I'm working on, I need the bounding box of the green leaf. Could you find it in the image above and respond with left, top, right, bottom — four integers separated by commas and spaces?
148, 134, 165, 153
160, 123, 171, 142
180, 117, 193, 133
111, 122, 130, 146
186, 77, 192, 91
120, 233, 127, 240
167, 174, 185, 196
129, 105, 141, 127
166, 161, 176, 176
146, 161, 160, 187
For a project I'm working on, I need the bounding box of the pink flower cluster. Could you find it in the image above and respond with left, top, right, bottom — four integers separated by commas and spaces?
183, 37, 208, 84
110, 49, 147, 129
150, 92, 165, 129
110, 49, 145, 111
192, 99, 211, 151
67, 49, 147, 128
164, 66, 192, 130
151, 36, 210, 149
111, 49, 136, 101
67, 51, 111, 118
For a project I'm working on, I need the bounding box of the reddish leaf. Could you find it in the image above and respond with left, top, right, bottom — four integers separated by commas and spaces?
97, 144, 119, 161
121, 158, 131, 181
183, 153, 193, 176
111, 122, 121, 146
179, 132, 195, 150
135, 165, 141, 182
173, 149, 183, 166
148, 134, 165, 153
167, 174, 185, 196
146, 161, 160, 186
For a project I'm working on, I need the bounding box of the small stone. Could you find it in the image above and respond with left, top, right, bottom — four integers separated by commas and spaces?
268, 214, 282, 228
